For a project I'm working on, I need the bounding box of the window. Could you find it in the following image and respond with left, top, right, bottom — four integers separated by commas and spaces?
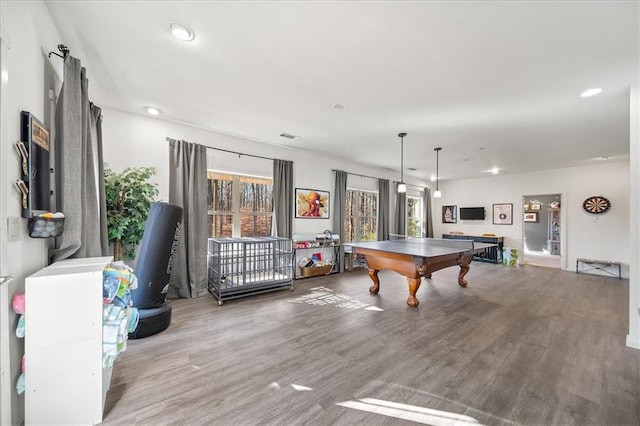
407, 196, 423, 238
208, 172, 273, 238
345, 189, 378, 242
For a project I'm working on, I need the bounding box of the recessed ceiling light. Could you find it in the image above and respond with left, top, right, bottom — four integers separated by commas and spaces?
490, 167, 499, 174
596, 156, 610, 160
145, 106, 162, 115
430, 175, 436, 182
332, 103, 345, 110
580, 88, 602, 98
170, 23, 195, 41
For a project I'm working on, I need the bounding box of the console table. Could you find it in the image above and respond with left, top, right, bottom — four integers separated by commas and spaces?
292, 239, 340, 279
442, 233, 504, 263
576, 258, 621, 279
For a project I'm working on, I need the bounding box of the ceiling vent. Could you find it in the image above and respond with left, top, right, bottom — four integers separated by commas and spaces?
279, 133, 299, 140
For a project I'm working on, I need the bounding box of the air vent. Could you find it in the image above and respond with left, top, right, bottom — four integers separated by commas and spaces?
279, 133, 299, 140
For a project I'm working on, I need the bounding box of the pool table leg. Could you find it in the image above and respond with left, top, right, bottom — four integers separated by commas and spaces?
407, 277, 422, 307
368, 269, 380, 294
457, 254, 472, 287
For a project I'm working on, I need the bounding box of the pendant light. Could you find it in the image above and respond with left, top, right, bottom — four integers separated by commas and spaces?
398, 132, 407, 193
433, 147, 442, 198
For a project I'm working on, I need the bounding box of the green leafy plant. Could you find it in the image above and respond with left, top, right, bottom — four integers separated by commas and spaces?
104, 165, 158, 260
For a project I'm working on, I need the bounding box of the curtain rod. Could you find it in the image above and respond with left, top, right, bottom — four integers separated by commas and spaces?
392, 180, 427, 190
166, 137, 276, 161
332, 169, 382, 181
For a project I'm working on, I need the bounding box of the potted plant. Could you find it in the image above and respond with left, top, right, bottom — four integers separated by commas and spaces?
104, 165, 158, 260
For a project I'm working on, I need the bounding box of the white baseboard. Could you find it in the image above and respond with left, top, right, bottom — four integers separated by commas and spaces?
626, 334, 640, 350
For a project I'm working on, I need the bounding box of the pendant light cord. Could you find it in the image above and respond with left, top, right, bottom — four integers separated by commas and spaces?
434, 147, 442, 191
436, 149, 439, 191
398, 132, 407, 185
400, 136, 404, 183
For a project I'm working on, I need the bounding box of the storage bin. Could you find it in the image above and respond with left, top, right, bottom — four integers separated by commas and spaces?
299, 264, 333, 277
28, 217, 64, 238
503, 247, 518, 266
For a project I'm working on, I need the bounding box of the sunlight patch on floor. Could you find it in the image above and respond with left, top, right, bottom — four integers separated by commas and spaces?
288, 286, 370, 310
291, 384, 313, 391
336, 398, 482, 426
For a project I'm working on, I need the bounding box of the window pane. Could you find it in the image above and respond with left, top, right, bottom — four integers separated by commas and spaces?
407, 197, 422, 238
346, 190, 354, 216
407, 198, 417, 217
407, 218, 421, 238
240, 214, 272, 237
208, 173, 233, 212
345, 190, 378, 242
240, 176, 273, 213
210, 214, 233, 237
359, 192, 378, 217
344, 216, 355, 243
359, 217, 377, 242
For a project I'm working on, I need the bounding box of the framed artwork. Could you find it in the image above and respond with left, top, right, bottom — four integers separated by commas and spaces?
524, 212, 539, 223
295, 188, 330, 218
530, 203, 541, 211
493, 203, 513, 225
442, 205, 457, 223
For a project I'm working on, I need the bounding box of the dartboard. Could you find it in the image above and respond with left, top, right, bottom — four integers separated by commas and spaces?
582, 196, 611, 214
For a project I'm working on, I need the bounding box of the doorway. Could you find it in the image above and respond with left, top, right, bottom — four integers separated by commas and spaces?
523, 194, 561, 269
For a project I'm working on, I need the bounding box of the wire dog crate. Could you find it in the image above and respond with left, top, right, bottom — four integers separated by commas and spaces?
207, 237, 293, 305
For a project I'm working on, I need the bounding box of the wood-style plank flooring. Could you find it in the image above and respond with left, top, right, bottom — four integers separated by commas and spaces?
103, 263, 640, 425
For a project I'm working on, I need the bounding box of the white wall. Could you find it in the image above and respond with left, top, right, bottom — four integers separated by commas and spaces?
630, 82, 639, 349
433, 161, 630, 278
100, 107, 415, 237
0, 1, 64, 424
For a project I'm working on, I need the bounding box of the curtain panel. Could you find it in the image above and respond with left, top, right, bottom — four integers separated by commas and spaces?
332, 170, 348, 272
168, 140, 208, 299
423, 187, 434, 237
53, 56, 107, 261
272, 159, 293, 238
378, 179, 390, 240
394, 184, 407, 237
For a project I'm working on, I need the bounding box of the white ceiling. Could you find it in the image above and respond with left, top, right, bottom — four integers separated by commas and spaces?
45, 1, 638, 183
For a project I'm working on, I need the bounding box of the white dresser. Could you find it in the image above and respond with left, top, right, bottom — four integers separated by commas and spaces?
25, 256, 112, 425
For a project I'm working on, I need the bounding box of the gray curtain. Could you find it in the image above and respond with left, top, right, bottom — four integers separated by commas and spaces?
378, 179, 389, 241
423, 187, 434, 237
168, 140, 208, 299
394, 184, 406, 236
272, 159, 293, 238
333, 170, 348, 272
53, 56, 107, 261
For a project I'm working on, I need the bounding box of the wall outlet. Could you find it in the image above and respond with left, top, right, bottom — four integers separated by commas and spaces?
7, 216, 21, 242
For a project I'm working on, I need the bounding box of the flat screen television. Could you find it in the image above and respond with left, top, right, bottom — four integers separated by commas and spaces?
459, 207, 485, 220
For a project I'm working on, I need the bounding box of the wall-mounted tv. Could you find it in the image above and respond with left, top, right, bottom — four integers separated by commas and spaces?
459, 207, 485, 220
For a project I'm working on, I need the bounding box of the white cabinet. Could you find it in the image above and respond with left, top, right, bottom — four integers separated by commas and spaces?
25, 256, 112, 425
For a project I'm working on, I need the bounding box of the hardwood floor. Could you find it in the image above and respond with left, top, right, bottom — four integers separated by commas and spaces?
103, 263, 640, 425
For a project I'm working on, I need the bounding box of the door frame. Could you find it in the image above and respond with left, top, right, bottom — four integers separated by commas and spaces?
521, 192, 567, 270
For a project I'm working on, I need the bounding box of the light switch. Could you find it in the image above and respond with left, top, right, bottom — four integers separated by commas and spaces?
7, 216, 21, 242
